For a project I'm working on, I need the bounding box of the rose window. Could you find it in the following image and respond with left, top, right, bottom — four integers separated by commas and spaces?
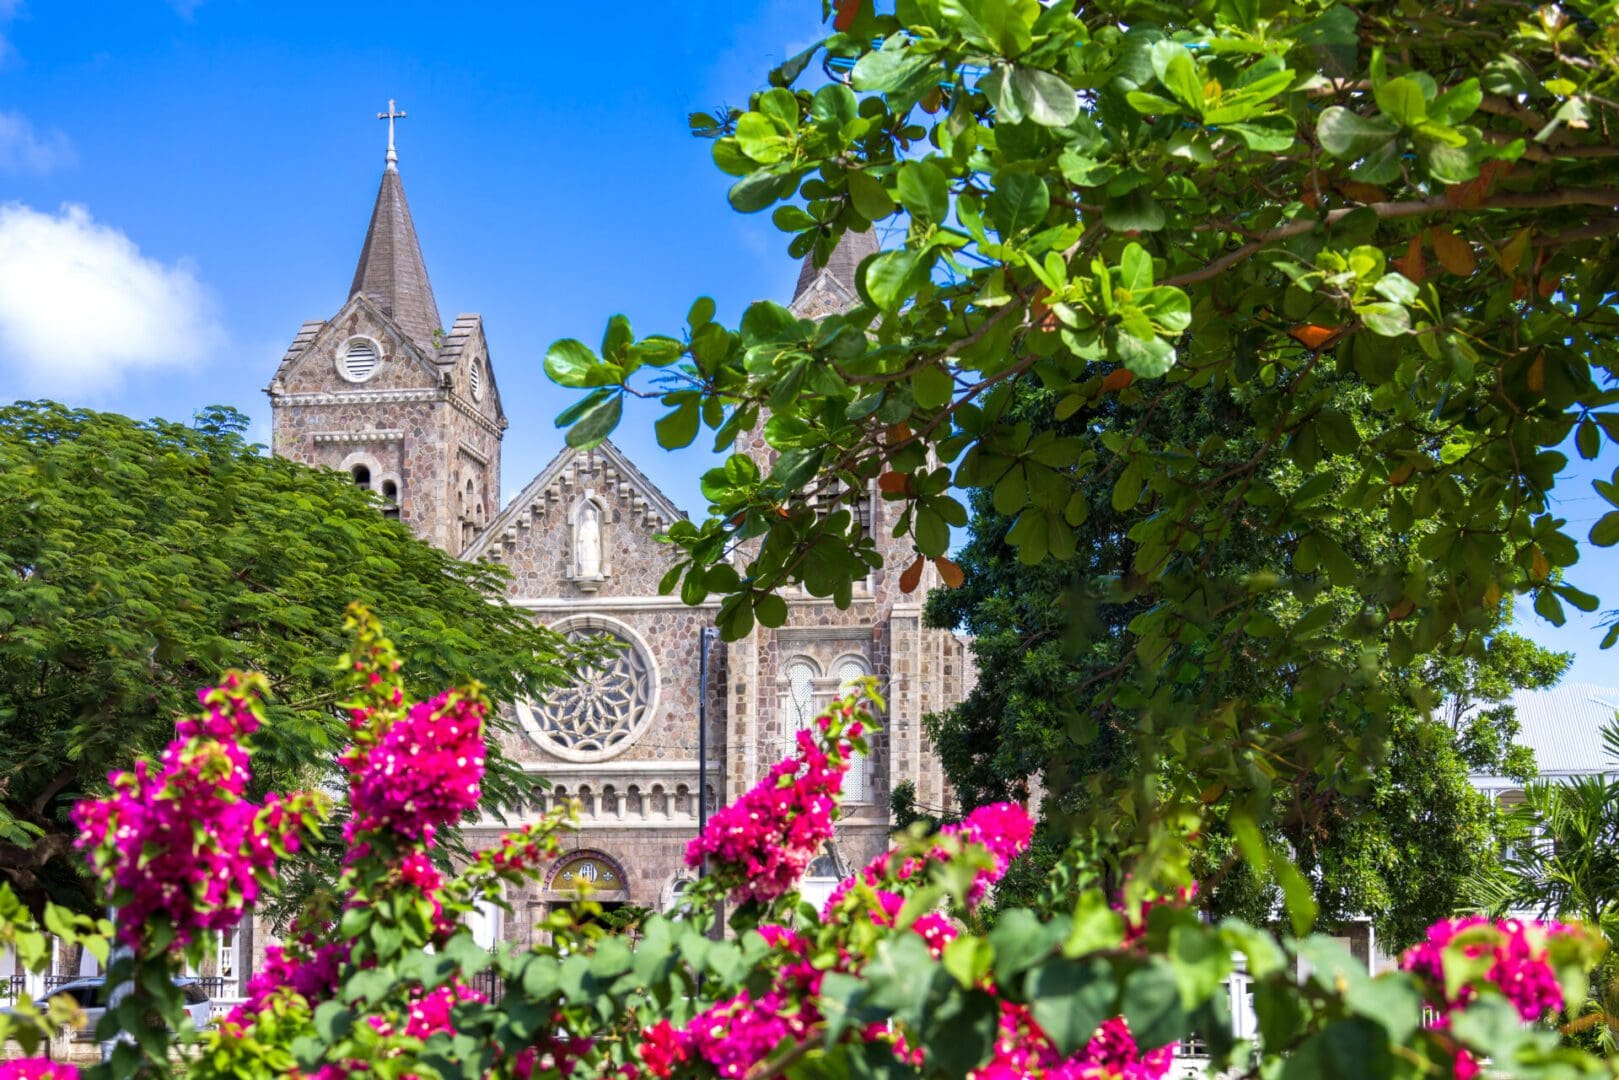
518, 624, 655, 762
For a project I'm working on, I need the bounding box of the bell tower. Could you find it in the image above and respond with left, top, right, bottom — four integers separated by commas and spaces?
265, 101, 506, 555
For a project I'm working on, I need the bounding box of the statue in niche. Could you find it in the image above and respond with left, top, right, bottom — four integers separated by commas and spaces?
577, 502, 602, 579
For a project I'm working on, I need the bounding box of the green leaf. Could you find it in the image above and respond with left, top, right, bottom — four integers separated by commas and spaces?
1274, 856, 1319, 936
656, 402, 700, 450
1102, 189, 1165, 233
1121, 959, 1190, 1049
1591, 512, 1619, 547
1114, 330, 1176, 378
913, 364, 955, 409
1151, 42, 1204, 113
851, 41, 932, 93
1065, 890, 1126, 956
865, 249, 926, 312
545, 339, 601, 388
1117, 243, 1153, 292
1316, 107, 1398, 159
565, 392, 623, 449
848, 170, 896, 221
986, 170, 1049, 236
1373, 272, 1419, 305
941, 0, 1036, 56
1026, 958, 1115, 1055
1013, 66, 1081, 127
1356, 302, 1410, 337
897, 160, 950, 223
728, 168, 798, 213
1169, 924, 1232, 1010
1374, 76, 1428, 126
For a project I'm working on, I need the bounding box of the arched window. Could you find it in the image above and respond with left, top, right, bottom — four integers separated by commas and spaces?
836, 657, 872, 802
800, 850, 842, 912
784, 659, 819, 732
466, 894, 501, 951
351, 464, 371, 490
381, 480, 400, 520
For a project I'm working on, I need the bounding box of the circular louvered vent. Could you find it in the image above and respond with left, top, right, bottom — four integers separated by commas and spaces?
339, 339, 380, 382
470, 359, 483, 400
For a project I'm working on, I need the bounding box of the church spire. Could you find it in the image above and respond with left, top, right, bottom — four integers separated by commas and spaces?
790, 226, 880, 310
349, 100, 442, 350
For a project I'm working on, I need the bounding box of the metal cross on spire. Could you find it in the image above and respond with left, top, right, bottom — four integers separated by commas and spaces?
378, 99, 407, 170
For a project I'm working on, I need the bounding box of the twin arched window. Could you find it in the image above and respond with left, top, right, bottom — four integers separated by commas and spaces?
783, 656, 872, 802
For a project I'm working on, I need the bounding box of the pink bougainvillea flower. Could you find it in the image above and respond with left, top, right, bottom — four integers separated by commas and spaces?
685, 709, 862, 905
348, 689, 487, 842
0, 1061, 80, 1080
72, 675, 324, 948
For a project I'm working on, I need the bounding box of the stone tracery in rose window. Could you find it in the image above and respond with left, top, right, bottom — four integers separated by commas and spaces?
520, 622, 656, 762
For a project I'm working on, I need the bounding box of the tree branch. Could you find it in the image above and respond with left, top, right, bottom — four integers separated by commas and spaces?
1164, 189, 1619, 287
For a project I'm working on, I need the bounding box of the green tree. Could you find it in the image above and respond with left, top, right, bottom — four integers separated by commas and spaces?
922, 382, 1570, 946
551, 0, 1619, 917
0, 402, 576, 915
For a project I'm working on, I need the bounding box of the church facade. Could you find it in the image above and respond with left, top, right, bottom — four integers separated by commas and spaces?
266, 135, 970, 944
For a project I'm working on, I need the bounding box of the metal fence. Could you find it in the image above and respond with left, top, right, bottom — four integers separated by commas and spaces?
189, 976, 231, 1000
470, 965, 504, 1002
1, 974, 26, 1002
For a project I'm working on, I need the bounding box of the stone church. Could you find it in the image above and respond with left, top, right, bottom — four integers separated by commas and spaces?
265, 127, 971, 945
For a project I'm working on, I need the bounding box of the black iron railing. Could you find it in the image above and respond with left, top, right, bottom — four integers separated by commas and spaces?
42, 974, 79, 992
187, 975, 231, 999
470, 965, 504, 1002
2, 974, 26, 1002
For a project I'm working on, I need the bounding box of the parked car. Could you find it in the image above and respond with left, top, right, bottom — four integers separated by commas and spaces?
4, 977, 213, 1040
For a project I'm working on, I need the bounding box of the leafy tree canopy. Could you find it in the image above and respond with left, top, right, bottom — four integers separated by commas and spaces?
921, 380, 1570, 947
0, 402, 575, 915
550, 0, 1619, 907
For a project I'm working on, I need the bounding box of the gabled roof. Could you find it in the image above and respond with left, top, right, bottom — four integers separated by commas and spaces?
265, 292, 442, 391
269, 320, 326, 385
1498, 683, 1619, 775
350, 163, 443, 351
464, 439, 685, 561
440, 313, 507, 425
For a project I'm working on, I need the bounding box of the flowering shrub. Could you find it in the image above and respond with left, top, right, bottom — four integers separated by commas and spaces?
0, 606, 1609, 1080
0, 1063, 80, 1080
72, 675, 327, 950
684, 705, 863, 906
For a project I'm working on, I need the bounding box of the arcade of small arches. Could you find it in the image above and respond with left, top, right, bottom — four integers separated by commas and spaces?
525, 780, 716, 824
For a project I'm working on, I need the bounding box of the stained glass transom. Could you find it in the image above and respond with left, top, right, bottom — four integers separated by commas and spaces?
548, 852, 625, 893
521, 625, 655, 761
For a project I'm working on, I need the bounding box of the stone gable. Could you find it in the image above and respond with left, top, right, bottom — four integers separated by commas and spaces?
274, 295, 442, 397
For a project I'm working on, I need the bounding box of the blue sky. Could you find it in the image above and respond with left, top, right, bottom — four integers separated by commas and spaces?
0, 0, 1614, 682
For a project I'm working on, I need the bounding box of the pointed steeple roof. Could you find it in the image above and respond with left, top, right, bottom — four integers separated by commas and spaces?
793, 227, 879, 304
349, 159, 443, 352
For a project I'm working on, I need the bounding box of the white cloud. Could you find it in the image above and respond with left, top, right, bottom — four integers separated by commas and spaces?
166, 0, 205, 17
0, 111, 75, 173
0, 202, 226, 397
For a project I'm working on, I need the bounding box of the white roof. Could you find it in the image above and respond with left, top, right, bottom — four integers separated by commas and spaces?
1497, 683, 1619, 776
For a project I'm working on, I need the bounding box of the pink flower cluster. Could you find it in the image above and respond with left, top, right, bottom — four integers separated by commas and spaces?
685, 710, 859, 904
347, 690, 487, 842
367, 981, 484, 1040
826, 802, 1036, 914
1401, 916, 1572, 1021
223, 937, 347, 1027
1400, 916, 1574, 1080
640, 990, 808, 1079
973, 1006, 1172, 1080
0, 1061, 79, 1080
72, 676, 320, 947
